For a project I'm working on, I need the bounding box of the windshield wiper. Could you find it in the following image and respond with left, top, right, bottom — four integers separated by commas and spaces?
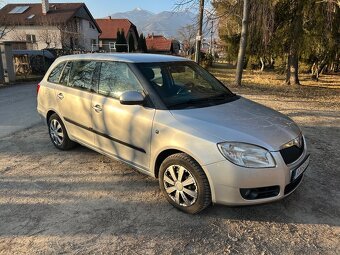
168, 93, 234, 109
167, 98, 208, 109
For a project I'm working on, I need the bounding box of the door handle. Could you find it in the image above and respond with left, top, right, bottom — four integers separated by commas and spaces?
57, 93, 64, 100
92, 104, 102, 112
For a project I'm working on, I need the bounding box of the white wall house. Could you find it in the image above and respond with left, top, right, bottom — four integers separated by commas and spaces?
0, 1, 101, 51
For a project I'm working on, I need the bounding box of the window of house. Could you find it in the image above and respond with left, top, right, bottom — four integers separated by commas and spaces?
98, 62, 143, 98
91, 39, 97, 47
26, 34, 36, 43
68, 61, 97, 91
48, 62, 66, 83
27, 14, 35, 20
9, 6, 29, 14
89, 22, 95, 29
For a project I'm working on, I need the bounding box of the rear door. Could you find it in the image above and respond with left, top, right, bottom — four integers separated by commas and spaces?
91, 61, 155, 170
55, 60, 97, 147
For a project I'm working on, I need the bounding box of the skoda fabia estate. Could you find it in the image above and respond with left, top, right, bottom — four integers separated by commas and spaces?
37, 54, 310, 214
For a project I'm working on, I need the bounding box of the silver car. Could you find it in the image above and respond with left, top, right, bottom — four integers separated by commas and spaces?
37, 53, 310, 214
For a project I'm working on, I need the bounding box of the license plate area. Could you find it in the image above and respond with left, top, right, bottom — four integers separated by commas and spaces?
291, 155, 310, 182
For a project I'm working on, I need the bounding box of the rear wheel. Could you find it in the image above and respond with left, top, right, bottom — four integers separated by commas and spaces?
159, 153, 211, 214
48, 113, 75, 150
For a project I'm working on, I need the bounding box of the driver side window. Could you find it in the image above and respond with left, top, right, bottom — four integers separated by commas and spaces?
98, 62, 143, 99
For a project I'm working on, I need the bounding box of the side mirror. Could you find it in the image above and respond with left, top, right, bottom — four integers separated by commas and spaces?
119, 91, 145, 105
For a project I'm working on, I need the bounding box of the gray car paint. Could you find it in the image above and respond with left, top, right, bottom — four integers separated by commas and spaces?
170, 97, 301, 151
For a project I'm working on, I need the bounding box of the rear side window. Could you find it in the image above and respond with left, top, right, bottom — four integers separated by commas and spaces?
98, 62, 143, 98
48, 62, 65, 83
68, 61, 97, 91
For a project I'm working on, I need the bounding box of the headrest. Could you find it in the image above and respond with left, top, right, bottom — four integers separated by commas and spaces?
143, 68, 155, 80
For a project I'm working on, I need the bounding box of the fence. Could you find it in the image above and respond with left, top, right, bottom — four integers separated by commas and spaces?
91, 43, 130, 53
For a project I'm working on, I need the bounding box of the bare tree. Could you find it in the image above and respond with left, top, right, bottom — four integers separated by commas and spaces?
0, 24, 15, 40
0, 0, 16, 40
57, 20, 84, 50
178, 24, 197, 56
174, 0, 205, 63
9, 30, 26, 41
235, 0, 250, 86
37, 29, 60, 48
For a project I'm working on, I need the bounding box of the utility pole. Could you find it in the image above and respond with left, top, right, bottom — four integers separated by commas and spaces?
210, 20, 213, 55
195, 0, 204, 64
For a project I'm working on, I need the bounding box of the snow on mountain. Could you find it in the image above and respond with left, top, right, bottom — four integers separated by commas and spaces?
109, 8, 196, 38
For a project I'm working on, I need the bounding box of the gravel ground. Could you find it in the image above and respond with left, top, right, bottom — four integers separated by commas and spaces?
0, 92, 339, 254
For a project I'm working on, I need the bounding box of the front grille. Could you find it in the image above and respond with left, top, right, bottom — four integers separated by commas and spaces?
284, 174, 303, 195
280, 139, 304, 165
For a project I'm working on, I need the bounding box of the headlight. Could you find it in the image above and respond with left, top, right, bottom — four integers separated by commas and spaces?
217, 142, 276, 168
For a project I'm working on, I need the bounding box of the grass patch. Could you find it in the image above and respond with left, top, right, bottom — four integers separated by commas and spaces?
208, 65, 340, 108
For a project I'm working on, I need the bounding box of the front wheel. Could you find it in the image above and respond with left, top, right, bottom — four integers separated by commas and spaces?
159, 153, 211, 214
48, 113, 76, 150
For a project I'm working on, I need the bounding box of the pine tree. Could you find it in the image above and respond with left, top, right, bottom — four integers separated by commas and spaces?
137, 33, 144, 52
128, 34, 135, 52
120, 29, 128, 52
116, 29, 123, 52
142, 34, 148, 53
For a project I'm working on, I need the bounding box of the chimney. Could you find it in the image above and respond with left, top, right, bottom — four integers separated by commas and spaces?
42, 0, 49, 15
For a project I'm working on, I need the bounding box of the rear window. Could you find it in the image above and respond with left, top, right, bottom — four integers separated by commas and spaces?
47, 62, 65, 83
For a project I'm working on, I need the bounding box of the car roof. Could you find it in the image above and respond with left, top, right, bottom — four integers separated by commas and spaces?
56, 53, 190, 63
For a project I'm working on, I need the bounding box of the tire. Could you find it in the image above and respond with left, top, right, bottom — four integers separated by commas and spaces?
48, 113, 76, 150
159, 153, 211, 214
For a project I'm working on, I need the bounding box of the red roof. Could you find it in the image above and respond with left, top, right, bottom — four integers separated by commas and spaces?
146, 35, 172, 52
0, 3, 100, 32
96, 18, 136, 40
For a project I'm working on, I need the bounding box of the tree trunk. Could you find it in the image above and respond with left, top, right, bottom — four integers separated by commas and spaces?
285, 51, 300, 85
260, 57, 265, 71
284, 0, 304, 86
235, 0, 250, 86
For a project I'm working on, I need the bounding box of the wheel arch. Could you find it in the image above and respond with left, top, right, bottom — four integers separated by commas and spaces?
46, 110, 56, 125
153, 148, 216, 202
45, 109, 73, 140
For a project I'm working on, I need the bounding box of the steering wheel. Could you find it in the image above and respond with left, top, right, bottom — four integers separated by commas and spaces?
176, 82, 195, 95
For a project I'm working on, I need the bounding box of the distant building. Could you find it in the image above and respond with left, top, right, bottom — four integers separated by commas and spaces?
146, 34, 180, 55
95, 18, 139, 52
0, 0, 101, 51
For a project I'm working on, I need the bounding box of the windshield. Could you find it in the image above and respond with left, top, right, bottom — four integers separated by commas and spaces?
137, 61, 237, 109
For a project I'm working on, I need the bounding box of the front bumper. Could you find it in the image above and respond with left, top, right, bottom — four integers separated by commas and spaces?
203, 150, 310, 205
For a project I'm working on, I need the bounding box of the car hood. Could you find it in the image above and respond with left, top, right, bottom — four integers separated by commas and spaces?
170, 97, 300, 151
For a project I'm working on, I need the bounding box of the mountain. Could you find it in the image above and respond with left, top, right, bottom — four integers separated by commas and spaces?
109, 8, 196, 39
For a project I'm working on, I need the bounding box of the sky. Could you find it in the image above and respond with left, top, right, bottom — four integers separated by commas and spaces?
2, 0, 179, 18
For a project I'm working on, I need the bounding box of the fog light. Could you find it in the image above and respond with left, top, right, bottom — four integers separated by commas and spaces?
240, 186, 280, 200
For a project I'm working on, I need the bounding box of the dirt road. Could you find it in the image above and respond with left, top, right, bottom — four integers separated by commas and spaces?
0, 92, 339, 254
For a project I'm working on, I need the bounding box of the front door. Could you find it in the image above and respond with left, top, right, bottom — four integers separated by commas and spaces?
91, 61, 155, 170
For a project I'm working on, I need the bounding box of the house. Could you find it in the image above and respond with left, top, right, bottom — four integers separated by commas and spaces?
146, 34, 180, 55
95, 18, 139, 52
0, 0, 101, 51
